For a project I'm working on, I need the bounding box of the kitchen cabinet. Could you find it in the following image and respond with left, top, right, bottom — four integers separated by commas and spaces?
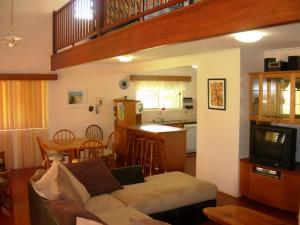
240, 158, 300, 212
127, 124, 187, 171
249, 71, 300, 124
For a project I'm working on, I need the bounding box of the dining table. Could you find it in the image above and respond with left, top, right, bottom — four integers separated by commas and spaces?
42, 137, 88, 162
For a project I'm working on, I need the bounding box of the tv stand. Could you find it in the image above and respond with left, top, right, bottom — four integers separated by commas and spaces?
240, 158, 300, 213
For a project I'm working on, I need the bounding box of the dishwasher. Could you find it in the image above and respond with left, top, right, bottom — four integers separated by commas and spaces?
184, 123, 197, 153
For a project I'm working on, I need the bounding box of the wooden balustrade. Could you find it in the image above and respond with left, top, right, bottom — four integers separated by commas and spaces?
53, 0, 199, 53
53, 0, 99, 53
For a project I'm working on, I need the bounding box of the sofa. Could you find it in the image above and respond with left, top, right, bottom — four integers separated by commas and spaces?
28, 159, 217, 225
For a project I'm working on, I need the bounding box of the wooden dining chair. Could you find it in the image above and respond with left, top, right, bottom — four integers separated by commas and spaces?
0, 151, 12, 210
86, 124, 103, 140
36, 136, 64, 169
75, 139, 105, 163
103, 131, 119, 168
53, 129, 76, 144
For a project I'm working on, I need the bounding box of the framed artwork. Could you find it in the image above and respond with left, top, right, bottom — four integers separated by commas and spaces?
66, 89, 87, 107
208, 79, 226, 110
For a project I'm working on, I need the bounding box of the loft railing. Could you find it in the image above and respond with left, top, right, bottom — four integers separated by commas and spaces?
53, 0, 200, 53
53, 0, 100, 53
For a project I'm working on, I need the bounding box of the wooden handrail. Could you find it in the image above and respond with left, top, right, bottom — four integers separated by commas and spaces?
53, 0, 200, 53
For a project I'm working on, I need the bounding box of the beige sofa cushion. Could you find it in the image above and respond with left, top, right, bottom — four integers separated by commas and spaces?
86, 194, 125, 214
95, 207, 151, 225
32, 161, 91, 205
110, 172, 217, 215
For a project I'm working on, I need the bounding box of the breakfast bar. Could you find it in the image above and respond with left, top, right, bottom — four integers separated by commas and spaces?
127, 124, 187, 171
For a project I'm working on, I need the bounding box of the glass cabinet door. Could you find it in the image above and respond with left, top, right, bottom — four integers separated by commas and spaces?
295, 77, 300, 119
250, 77, 259, 118
262, 77, 290, 119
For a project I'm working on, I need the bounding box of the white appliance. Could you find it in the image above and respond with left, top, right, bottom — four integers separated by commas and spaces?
184, 123, 197, 153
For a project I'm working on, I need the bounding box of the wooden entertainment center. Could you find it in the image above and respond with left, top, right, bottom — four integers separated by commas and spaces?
240, 158, 300, 213
241, 71, 300, 213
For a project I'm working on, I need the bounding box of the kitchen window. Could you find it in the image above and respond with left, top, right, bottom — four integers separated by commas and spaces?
136, 81, 184, 109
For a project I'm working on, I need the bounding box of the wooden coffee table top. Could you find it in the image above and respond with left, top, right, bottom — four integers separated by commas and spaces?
203, 205, 289, 225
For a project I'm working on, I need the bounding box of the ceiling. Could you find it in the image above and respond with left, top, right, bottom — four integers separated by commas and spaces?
100, 22, 300, 64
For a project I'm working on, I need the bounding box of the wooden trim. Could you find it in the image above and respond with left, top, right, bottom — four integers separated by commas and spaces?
249, 75, 259, 121
290, 74, 295, 123
258, 74, 263, 121
249, 71, 300, 76
129, 75, 191, 81
0, 74, 58, 80
51, 0, 300, 70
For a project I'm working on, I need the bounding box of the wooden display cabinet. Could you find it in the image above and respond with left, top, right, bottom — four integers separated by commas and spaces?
113, 99, 142, 161
240, 158, 300, 212
249, 71, 300, 124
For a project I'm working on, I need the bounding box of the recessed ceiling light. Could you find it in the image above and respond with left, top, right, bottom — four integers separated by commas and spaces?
116, 55, 134, 62
232, 31, 265, 43
192, 65, 198, 69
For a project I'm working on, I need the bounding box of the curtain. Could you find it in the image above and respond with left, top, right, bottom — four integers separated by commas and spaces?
0, 80, 48, 169
135, 81, 186, 91
0, 129, 48, 169
0, 80, 48, 130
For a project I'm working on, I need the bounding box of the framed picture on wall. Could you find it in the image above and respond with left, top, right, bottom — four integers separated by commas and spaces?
66, 89, 87, 107
208, 79, 226, 110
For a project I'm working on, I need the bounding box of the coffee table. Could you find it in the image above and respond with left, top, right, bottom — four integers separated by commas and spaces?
203, 205, 289, 225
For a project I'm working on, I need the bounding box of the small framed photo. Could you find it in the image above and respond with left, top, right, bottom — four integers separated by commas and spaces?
208, 79, 226, 110
66, 89, 87, 107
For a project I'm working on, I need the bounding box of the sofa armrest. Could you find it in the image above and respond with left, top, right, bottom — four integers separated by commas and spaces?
110, 166, 144, 185
28, 182, 60, 225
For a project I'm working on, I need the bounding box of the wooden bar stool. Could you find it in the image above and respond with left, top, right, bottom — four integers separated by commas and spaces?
124, 135, 136, 166
135, 137, 147, 165
142, 139, 167, 176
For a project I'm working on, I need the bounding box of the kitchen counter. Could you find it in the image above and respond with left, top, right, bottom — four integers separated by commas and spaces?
128, 124, 186, 133
147, 119, 196, 126
127, 124, 187, 171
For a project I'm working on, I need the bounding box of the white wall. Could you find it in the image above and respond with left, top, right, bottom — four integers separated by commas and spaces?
196, 49, 242, 197
48, 64, 197, 139
48, 64, 132, 139
240, 49, 264, 159
0, 0, 65, 73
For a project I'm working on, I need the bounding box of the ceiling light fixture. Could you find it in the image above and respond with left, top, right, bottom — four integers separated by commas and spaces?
116, 55, 134, 62
232, 31, 265, 43
1, 0, 22, 48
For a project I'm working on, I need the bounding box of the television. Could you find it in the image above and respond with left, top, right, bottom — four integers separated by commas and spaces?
250, 124, 297, 169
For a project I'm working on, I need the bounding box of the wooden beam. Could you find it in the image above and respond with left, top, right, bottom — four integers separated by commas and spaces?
130, 75, 191, 81
0, 74, 58, 80
51, 0, 300, 70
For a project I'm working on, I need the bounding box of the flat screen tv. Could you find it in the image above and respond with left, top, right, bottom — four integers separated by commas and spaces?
250, 125, 297, 169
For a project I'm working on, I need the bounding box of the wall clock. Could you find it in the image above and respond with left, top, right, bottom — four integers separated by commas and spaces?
119, 79, 129, 89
